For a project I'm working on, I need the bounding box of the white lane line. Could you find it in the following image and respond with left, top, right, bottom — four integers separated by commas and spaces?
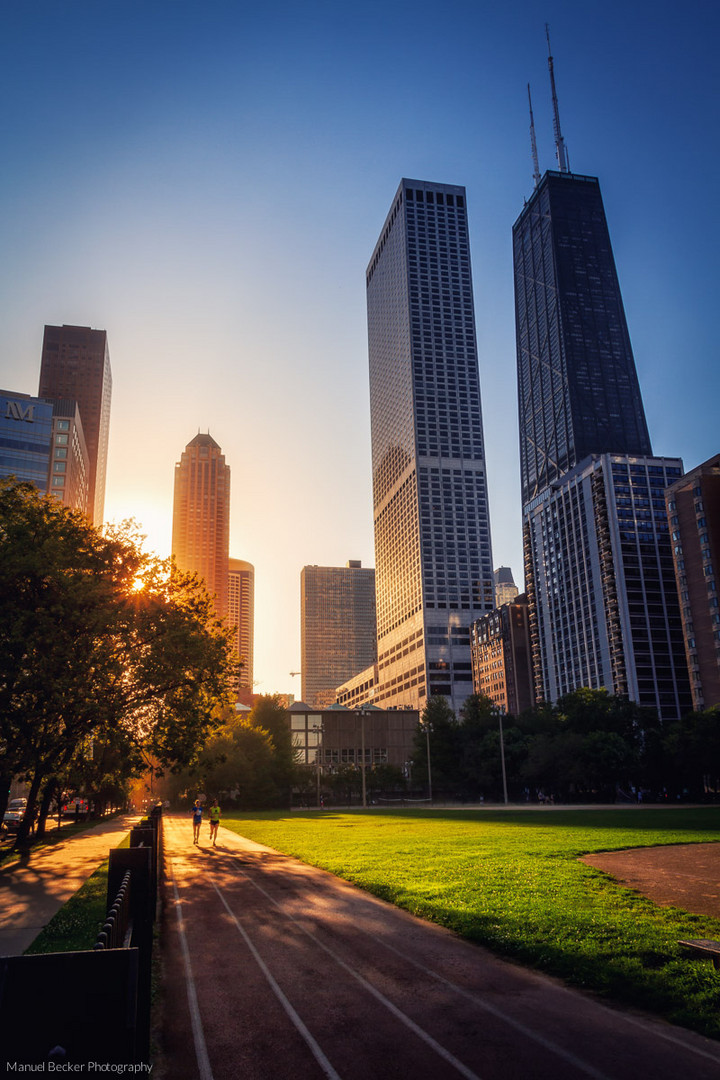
168, 853, 214, 1080
223, 863, 482, 1080
209, 877, 342, 1080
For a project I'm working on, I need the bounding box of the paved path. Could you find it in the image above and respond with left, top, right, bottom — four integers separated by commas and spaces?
159, 816, 720, 1080
0, 814, 139, 955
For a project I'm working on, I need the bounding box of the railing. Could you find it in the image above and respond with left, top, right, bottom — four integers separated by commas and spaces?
94, 868, 132, 950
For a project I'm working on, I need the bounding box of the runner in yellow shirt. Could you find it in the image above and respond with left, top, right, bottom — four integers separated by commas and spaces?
209, 799, 221, 846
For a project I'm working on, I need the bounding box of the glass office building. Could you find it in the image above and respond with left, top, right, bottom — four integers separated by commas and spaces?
367, 179, 494, 712
514, 171, 690, 718
513, 172, 652, 506
0, 391, 54, 491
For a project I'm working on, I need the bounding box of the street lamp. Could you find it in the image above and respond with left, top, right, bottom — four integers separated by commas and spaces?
355, 709, 370, 808
496, 707, 509, 805
424, 718, 433, 803
311, 723, 323, 808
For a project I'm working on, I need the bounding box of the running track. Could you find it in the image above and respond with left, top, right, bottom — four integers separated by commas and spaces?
160, 816, 720, 1080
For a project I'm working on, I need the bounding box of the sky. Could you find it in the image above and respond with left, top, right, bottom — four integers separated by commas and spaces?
1, 0, 718, 697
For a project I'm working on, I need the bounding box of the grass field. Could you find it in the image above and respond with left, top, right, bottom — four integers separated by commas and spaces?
221, 805, 720, 1038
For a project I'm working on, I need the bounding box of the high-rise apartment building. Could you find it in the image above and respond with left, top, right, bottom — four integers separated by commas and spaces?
1, 390, 89, 514
513, 165, 690, 719
38, 325, 112, 525
228, 557, 255, 692
470, 594, 534, 717
300, 561, 377, 709
171, 433, 230, 620
666, 454, 720, 710
366, 179, 495, 713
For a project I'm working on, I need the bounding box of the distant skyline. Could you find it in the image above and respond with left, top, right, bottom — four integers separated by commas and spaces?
0, 1, 717, 697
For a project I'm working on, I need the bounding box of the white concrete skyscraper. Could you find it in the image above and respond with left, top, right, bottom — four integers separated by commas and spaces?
366, 179, 494, 712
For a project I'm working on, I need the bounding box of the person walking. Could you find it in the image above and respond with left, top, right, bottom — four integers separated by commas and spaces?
209, 799, 221, 846
191, 800, 203, 844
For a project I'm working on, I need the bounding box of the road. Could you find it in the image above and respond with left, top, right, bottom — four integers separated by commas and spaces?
160, 816, 720, 1080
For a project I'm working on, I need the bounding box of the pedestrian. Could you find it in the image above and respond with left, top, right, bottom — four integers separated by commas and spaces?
209, 799, 221, 846
191, 799, 202, 844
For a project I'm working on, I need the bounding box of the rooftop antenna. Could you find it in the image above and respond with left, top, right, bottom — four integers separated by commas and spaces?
545, 23, 569, 173
527, 83, 541, 187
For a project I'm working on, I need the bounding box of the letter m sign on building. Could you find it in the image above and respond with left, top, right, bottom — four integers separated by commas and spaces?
5, 400, 35, 422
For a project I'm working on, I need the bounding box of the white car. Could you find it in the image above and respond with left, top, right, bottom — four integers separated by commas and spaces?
3, 798, 28, 832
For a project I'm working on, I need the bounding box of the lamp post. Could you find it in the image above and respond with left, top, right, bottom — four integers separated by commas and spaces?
497, 707, 508, 805
424, 719, 433, 803
355, 709, 369, 808
311, 724, 323, 808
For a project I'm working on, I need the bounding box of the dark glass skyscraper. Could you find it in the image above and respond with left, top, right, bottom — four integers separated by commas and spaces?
514, 172, 651, 505
514, 171, 690, 720
367, 178, 494, 713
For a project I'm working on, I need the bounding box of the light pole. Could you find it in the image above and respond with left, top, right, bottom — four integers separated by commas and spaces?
355, 709, 369, 808
424, 719, 433, 803
497, 707, 509, 805
311, 723, 323, 808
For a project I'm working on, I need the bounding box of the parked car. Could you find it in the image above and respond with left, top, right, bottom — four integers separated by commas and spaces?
61, 797, 89, 818
3, 798, 28, 832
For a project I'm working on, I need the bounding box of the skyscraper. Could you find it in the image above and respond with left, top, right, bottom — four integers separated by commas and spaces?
38, 324, 112, 525
367, 179, 495, 713
171, 433, 230, 621
228, 557, 255, 693
300, 561, 377, 709
514, 172, 652, 506
513, 49, 690, 720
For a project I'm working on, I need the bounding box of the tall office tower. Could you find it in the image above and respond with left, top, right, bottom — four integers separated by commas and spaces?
513, 51, 690, 719
1, 390, 89, 514
301, 561, 377, 709
228, 558, 255, 692
171, 433, 230, 621
494, 567, 519, 607
367, 179, 495, 713
38, 325, 112, 525
514, 172, 652, 506
666, 455, 720, 710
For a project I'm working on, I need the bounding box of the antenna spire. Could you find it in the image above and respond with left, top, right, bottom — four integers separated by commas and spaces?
545, 23, 569, 173
528, 83, 541, 187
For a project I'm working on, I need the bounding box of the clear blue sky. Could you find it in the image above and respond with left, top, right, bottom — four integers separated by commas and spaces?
1, 0, 717, 696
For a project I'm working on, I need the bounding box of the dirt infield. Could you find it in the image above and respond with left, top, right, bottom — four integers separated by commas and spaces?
581, 842, 720, 917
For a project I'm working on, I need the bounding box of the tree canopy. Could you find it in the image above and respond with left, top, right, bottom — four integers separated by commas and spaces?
0, 479, 235, 842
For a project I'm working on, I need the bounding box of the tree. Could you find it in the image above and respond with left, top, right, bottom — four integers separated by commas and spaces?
0, 480, 234, 844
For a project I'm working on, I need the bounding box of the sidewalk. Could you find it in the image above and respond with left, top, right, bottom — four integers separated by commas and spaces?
0, 814, 140, 956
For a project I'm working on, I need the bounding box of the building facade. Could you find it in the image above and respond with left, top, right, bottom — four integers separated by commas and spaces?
666, 454, 720, 710
514, 171, 690, 719
366, 178, 495, 713
470, 595, 534, 716
524, 454, 691, 721
0, 390, 89, 514
300, 561, 377, 708
171, 433, 230, 620
38, 324, 112, 525
289, 701, 418, 774
228, 557, 255, 692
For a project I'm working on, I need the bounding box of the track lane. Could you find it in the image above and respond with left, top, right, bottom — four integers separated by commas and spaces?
161, 817, 720, 1080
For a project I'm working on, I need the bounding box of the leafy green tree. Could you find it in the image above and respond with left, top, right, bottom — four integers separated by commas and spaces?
0, 479, 234, 844
662, 707, 720, 798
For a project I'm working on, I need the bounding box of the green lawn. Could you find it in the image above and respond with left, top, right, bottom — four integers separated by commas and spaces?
221, 806, 720, 1038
